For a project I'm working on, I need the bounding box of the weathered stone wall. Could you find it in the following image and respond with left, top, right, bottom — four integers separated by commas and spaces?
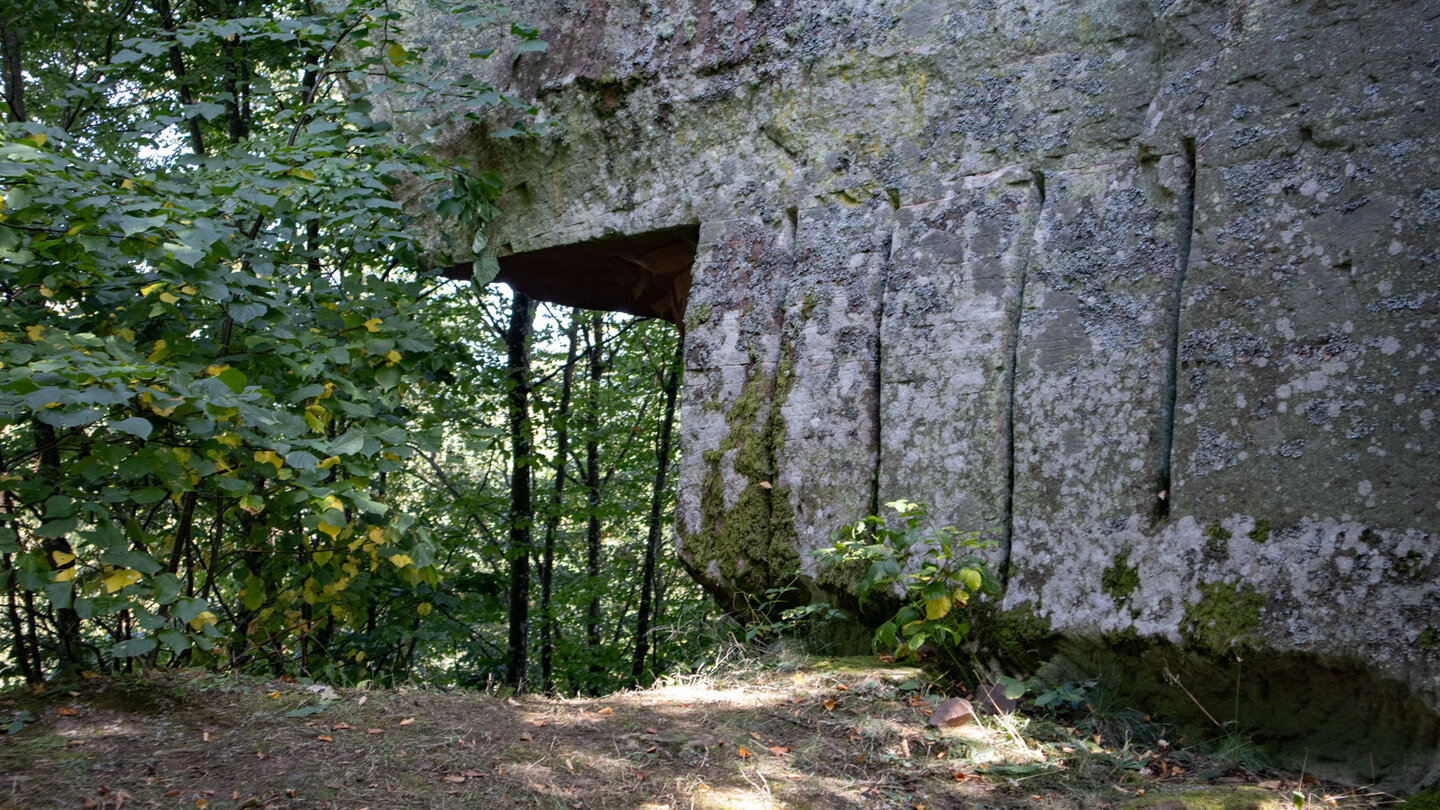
420, 0, 1440, 788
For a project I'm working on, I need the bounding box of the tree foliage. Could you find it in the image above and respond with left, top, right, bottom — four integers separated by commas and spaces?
0, 0, 719, 694
0, 0, 539, 679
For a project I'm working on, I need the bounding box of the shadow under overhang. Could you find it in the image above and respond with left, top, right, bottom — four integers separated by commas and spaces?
446, 225, 698, 326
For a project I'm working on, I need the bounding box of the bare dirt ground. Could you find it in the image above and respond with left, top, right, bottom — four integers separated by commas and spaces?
0, 654, 1399, 809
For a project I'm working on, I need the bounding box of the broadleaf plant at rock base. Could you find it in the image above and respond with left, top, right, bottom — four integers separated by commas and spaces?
815, 500, 999, 668
0, 0, 539, 681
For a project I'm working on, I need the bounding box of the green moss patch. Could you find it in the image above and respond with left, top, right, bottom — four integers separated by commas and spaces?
1247, 519, 1270, 544
1101, 549, 1140, 609
1182, 581, 1265, 657
1204, 522, 1232, 561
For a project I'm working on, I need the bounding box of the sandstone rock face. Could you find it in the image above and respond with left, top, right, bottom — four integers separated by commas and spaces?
422, 0, 1440, 789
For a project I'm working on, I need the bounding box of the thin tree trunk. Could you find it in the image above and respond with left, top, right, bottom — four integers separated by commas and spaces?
540, 313, 580, 694
504, 291, 535, 690
0, 13, 25, 123
155, 0, 205, 155
632, 336, 682, 683
583, 313, 605, 689
33, 420, 81, 676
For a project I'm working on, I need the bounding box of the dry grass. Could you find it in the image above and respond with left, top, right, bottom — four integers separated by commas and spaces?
0, 652, 1397, 810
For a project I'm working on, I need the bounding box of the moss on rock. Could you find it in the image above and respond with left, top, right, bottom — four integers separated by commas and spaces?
1102, 548, 1140, 609
1182, 581, 1265, 657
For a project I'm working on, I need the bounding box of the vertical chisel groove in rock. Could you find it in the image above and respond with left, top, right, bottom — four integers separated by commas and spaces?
870, 230, 894, 519
1154, 138, 1197, 522
1000, 170, 1044, 587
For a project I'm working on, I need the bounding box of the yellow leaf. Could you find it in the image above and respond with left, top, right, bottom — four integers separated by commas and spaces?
216, 433, 242, 449
25, 325, 43, 341
179, 285, 197, 295
22, 132, 45, 147
103, 568, 142, 593
368, 526, 386, 543
317, 521, 344, 539
51, 551, 75, 566
206, 364, 229, 377
925, 595, 952, 621
417, 602, 433, 616
253, 450, 284, 469
187, 611, 217, 631
141, 282, 165, 297
384, 350, 401, 364
289, 167, 316, 181
318, 456, 341, 470
66, 224, 83, 236
322, 495, 343, 512
121, 178, 135, 190
147, 339, 170, 362
387, 42, 406, 65
363, 317, 383, 332
960, 568, 983, 592
39, 285, 55, 298
53, 568, 77, 582
117, 328, 135, 342
388, 553, 412, 568
266, 690, 280, 699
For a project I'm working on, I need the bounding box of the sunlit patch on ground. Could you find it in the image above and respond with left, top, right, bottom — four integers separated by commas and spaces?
0, 656, 1397, 809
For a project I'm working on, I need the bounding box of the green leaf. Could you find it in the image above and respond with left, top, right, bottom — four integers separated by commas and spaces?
111, 637, 159, 658
100, 549, 163, 575
215, 367, 247, 393
157, 629, 190, 654
108, 417, 153, 439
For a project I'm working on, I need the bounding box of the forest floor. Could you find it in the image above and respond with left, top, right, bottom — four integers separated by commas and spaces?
0, 650, 1403, 810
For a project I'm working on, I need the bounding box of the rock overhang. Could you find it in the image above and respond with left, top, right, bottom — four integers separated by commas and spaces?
417, 0, 1440, 790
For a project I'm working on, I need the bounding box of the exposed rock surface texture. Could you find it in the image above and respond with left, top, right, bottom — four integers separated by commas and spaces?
422, 0, 1440, 789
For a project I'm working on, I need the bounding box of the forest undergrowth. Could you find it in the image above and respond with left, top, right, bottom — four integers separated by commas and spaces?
0, 641, 1401, 810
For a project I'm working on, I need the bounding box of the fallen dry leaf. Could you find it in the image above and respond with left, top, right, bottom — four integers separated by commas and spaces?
598, 707, 613, 715
357, 695, 367, 706
835, 684, 849, 691
399, 717, 415, 726
367, 728, 383, 734
769, 746, 791, 756
316, 734, 332, 742
824, 698, 836, 711
195, 800, 207, 809
57, 707, 77, 716
953, 771, 979, 782
164, 790, 181, 798
645, 727, 658, 734
331, 722, 354, 730
750, 732, 762, 741
1259, 780, 1284, 790
202, 731, 211, 742
266, 691, 279, 699
737, 746, 751, 758
518, 732, 533, 741
506, 697, 520, 707
441, 775, 465, 784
